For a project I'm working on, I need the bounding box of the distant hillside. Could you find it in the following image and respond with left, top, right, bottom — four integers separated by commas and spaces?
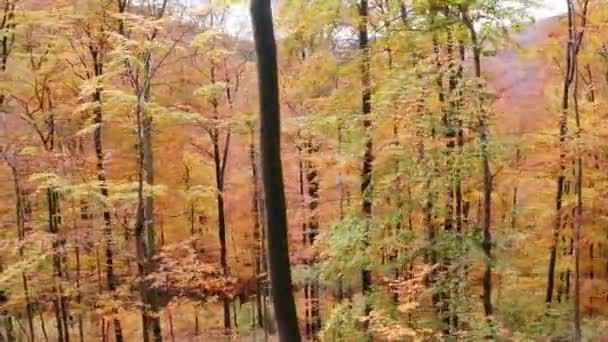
489, 16, 561, 135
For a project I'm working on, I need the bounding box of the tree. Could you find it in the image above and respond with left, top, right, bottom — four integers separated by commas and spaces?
250, 0, 302, 340
112, 0, 171, 340
566, 1, 591, 340
358, 0, 373, 301
66, 3, 124, 339
188, 7, 245, 328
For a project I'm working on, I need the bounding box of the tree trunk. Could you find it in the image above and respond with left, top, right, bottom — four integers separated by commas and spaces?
304, 138, 321, 340
60, 290, 70, 342
572, 2, 590, 339
297, 144, 310, 337
462, 8, 493, 317
3, 317, 14, 342
547, 0, 575, 307
571, 3, 588, 340
75, 247, 84, 342
6, 162, 35, 342
249, 124, 266, 331
250, 1, 301, 340
118, 0, 165, 338
208, 62, 233, 333
336, 123, 346, 301
168, 311, 175, 342
585, 64, 594, 102
48, 188, 68, 342
358, 0, 373, 300
134, 49, 162, 342
477, 56, 494, 319
92, 77, 124, 342
39, 311, 49, 342
444, 29, 456, 234
455, 42, 466, 234
144, 109, 162, 342
194, 308, 199, 337
212, 121, 231, 333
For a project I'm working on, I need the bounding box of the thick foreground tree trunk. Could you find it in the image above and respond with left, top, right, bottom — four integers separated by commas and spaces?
250, 1, 301, 340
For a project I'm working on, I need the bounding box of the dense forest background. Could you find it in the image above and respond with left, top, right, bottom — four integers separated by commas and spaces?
1, 0, 608, 340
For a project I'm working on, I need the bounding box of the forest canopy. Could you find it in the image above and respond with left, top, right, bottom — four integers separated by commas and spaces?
1, 0, 608, 341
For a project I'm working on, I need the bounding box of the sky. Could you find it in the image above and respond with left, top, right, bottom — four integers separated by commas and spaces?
189, 0, 569, 38
532, 0, 567, 19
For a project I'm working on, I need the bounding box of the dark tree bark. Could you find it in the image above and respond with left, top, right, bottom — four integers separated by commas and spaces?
444, 27, 457, 234
304, 138, 321, 340
585, 64, 595, 102
462, 6, 493, 317
297, 143, 310, 335
4, 159, 35, 342
358, 0, 374, 299
215, 131, 232, 332
336, 122, 348, 301
48, 188, 69, 342
571, 2, 590, 339
39, 311, 49, 342
546, 2, 574, 306
90, 45, 124, 342
95, 247, 106, 340
249, 124, 266, 331
168, 311, 175, 342
211, 46, 247, 332
206, 62, 233, 332
545, 0, 589, 311
250, 1, 301, 340
75, 247, 84, 342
